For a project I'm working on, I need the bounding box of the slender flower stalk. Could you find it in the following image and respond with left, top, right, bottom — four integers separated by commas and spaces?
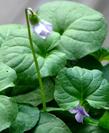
25, 8, 46, 111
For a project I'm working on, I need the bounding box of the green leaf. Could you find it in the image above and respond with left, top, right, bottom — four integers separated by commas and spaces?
0, 62, 17, 92
54, 67, 109, 110
38, 1, 107, 60
9, 121, 25, 133
78, 125, 107, 133
10, 105, 40, 132
13, 78, 54, 106
0, 95, 18, 132
102, 64, 109, 82
99, 111, 109, 131
34, 113, 72, 133
92, 48, 109, 61
0, 25, 66, 82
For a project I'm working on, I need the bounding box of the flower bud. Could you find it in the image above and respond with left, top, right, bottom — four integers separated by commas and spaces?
29, 13, 39, 25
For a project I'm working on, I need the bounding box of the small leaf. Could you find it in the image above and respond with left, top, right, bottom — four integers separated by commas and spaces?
10, 105, 40, 132
13, 78, 54, 106
92, 48, 109, 61
78, 125, 107, 133
38, 1, 107, 59
54, 67, 109, 110
102, 64, 109, 82
0, 95, 18, 132
99, 111, 109, 131
0, 62, 17, 92
34, 113, 72, 133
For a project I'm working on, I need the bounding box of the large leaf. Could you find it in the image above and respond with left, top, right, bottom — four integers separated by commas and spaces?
38, 1, 107, 60
54, 67, 109, 110
34, 112, 72, 133
0, 62, 17, 92
13, 78, 54, 106
0, 25, 66, 82
0, 95, 18, 132
10, 105, 40, 132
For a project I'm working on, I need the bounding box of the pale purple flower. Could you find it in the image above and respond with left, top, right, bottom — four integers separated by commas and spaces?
32, 20, 53, 39
69, 106, 89, 123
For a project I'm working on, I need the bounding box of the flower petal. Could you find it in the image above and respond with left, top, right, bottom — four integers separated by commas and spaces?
41, 20, 53, 32
69, 108, 78, 114
75, 112, 84, 123
78, 106, 88, 116
32, 20, 53, 39
69, 106, 89, 123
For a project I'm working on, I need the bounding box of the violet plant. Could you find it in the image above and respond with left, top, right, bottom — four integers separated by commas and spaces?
0, 1, 109, 133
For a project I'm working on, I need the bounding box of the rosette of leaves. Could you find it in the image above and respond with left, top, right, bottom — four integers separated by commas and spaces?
0, 1, 108, 133
0, 1, 107, 83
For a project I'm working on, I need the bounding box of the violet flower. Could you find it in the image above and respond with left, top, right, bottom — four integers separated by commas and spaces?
69, 106, 89, 123
32, 20, 53, 39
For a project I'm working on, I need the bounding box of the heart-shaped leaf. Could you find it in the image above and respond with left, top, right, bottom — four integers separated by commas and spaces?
38, 1, 107, 59
0, 95, 18, 132
54, 67, 109, 110
10, 105, 40, 132
34, 113, 72, 133
0, 62, 17, 92
0, 25, 66, 82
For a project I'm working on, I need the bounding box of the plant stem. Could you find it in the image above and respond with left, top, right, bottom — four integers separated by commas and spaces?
25, 8, 46, 111
46, 107, 65, 112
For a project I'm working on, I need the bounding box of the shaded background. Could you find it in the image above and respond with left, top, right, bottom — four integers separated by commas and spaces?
0, 0, 108, 47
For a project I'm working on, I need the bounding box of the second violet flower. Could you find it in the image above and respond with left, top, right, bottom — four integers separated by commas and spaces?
69, 106, 89, 123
